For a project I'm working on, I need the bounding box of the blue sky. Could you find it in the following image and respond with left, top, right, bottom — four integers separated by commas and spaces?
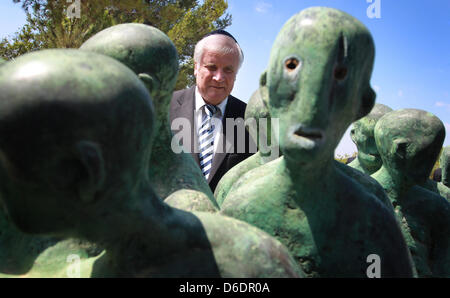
1, 0, 449, 155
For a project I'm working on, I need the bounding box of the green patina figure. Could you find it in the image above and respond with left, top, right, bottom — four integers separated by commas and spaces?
349, 103, 393, 175
164, 189, 217, 213
0, 208, 101, 277
217, 76, 393, 211
422, 146, 450, 202
80, 24, 217, 209
372, 109, 450, 277
220, 7, 413, 277
215, 72, 279, 206
439, 147, 450, 200
334, 160, 394, 209
336, 103, 395, 211
0, 53, 102, 278
441, 146, 450, 188
353, 105, 449, 202
0, 49, 304, 278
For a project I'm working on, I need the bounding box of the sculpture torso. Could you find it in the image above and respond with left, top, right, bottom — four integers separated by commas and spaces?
393, 186, 450, 277
89, 208, 304, 278
215, 151, 265, 207
221, 157, 412, 277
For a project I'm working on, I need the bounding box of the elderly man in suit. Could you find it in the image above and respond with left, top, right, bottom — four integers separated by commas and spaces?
170, 30, 255, 192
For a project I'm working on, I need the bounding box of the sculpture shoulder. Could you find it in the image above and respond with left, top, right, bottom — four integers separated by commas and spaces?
221, 157, 285, 205
215, 152, 263, 207
336, 168, 384, 205
220, 157, 292, 225
165, 189, 218, 213
407, 185, 450, 219
194, 211, 304, 278
334, 169, 401, 229
229, 156, 282, 192
336, 161, 394, 211
334, 171, 414, 277
422, 179, 450, 203
437, 182, 450, 202
336, 162, 394, 212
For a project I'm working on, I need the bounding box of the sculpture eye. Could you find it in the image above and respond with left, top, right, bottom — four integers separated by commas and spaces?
334, 65, 348, 81
285, 58, 300, 71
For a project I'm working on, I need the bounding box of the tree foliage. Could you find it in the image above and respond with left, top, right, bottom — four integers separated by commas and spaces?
1, 0, 232, 89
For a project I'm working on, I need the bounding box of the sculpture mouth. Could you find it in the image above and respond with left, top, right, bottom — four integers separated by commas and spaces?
294, 128, 323, 141
289, 125, 325, 150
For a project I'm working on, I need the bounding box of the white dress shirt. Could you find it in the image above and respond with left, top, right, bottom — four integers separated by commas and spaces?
195, 86, 228, 158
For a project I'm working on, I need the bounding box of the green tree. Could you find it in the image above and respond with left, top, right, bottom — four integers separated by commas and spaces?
1, 0, 231, 89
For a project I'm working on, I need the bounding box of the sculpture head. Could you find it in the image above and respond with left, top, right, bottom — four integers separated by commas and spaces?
0, 49, 155, 236
80, 23, 178, 123
440, 146, 450, 186
266, 7, 376, 165
374, 109, 445, 186
351, 104, 393, 173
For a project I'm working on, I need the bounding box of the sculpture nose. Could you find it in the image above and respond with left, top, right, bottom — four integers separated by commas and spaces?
291, 76, 333, 128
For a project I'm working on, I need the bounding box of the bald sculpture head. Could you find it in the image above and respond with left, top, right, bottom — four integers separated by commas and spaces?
266, 7, 376, 165
440, 146, 450, 187
351, 104, 393, 173
375, 109, 445, 186
80, 23, 178, 122
0, 49, 154, 236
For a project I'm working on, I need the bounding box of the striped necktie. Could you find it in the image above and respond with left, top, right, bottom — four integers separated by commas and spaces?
198, 104, 219, 179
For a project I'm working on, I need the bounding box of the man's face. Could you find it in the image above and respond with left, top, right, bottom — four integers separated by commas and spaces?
194, 36, 240, 105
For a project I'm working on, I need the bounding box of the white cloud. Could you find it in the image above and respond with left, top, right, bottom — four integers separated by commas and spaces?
255, 1, 272, 13
445, 122, 450, 133
436, 101, 450, 107
397, 90, 404, 97
435, 101, 450, 110
373, 85, 380, 93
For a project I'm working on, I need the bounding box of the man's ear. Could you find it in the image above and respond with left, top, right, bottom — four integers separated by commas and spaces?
193, 62, 198, 77
355, 87, 376, 121
74, 141, 105, 203
138, 73, 160, 97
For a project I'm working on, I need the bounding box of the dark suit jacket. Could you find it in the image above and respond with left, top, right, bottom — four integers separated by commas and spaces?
170, 86, 255, 192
